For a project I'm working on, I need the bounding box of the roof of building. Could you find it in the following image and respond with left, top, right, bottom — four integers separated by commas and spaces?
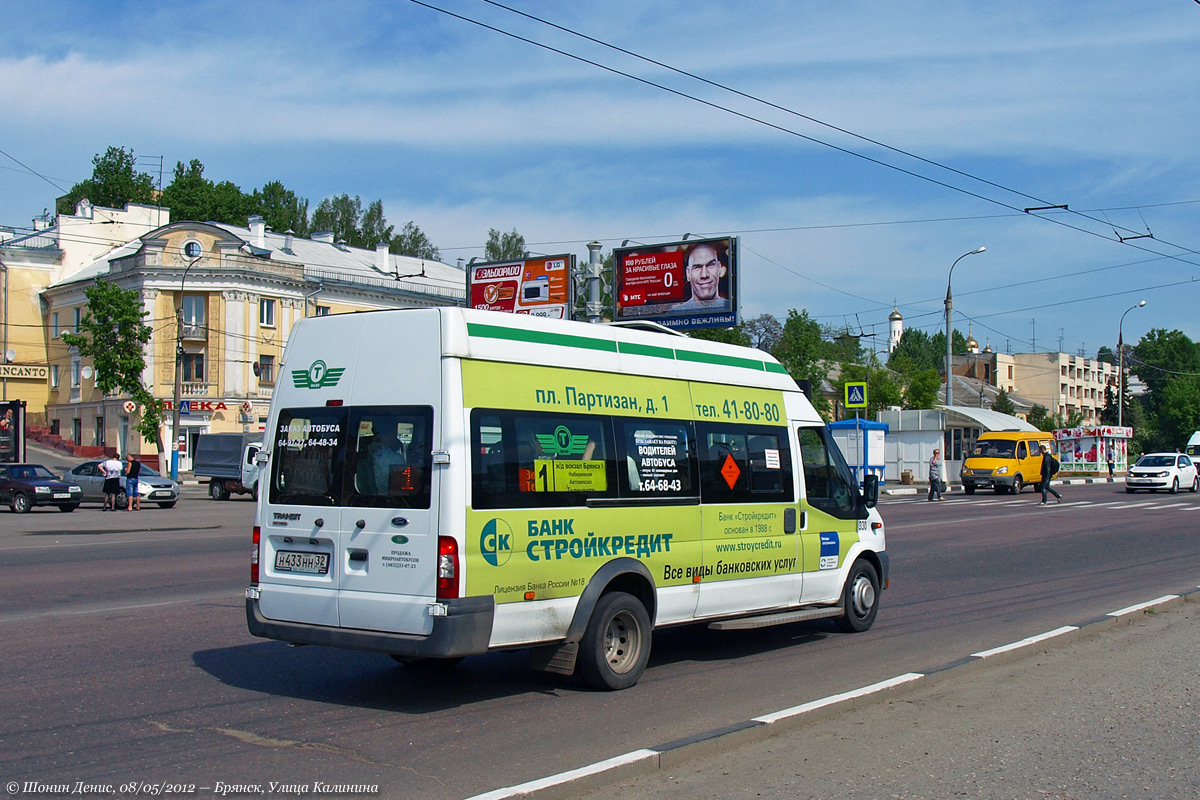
939, 405, 1039, 432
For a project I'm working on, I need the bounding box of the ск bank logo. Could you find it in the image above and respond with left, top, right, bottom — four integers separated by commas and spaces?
292, 359, 345, 389
480, 519, 514, 567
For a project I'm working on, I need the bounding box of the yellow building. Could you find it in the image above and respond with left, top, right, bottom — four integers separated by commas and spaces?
38, 214, 465, 468
1, 200, 167, 421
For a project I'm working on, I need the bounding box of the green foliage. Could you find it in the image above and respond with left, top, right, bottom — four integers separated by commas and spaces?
160, 160, 252, 225
1131, 329, 1200, 416
689, 327, 751, 347
1154, 376, 1200, 450
485, 228, 526, 261
391, 221, 441, 260
311, 194, 364, 245
251, 181, 310, 236
837, 362, 902, 419
60, 280, 164, 450
903, 368, 942, 409
56, 146, 156, 215
1027, 404, 1049, 429
771, 309, 829, 386
1096, 345, 1116, 365
992, 388, 1016, 415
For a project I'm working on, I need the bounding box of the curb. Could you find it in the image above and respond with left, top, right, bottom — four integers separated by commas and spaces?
466, 588, 1198, 800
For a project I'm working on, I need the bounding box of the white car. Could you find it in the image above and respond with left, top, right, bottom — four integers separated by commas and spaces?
1126, 453, 1199, 494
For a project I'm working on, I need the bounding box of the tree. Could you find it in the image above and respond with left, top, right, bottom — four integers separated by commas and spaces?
837, 361, 902, 419
311, 194, 364, 245
771, 309, 828, 386
391, 221, 441, 260
1096, 345, 1116, 365
1130, 329, 1200, 418
992, 388, 1016, 415
160, 159, 251, 225
60, 280, 164, 455
251, 181, 310, 236
359, 199, 394, 248
903, 368, 942, 409
56, 146, 156, 215
1154, 377, 1200, 451
1027, 404, 1049, 430
485, 228, 526, 261
743, 314, 783, 353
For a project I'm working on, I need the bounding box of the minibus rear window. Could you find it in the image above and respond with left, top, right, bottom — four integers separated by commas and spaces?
271, 408, 348, 506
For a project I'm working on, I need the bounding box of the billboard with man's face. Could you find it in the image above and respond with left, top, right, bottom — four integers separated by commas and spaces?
613, 236, 738, 331
467, 254, 575, 319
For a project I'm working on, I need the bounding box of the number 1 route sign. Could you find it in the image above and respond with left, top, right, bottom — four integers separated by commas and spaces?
845, 382, 867, 409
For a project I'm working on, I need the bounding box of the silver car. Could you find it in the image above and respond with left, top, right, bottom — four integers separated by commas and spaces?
64, 460, 180, 508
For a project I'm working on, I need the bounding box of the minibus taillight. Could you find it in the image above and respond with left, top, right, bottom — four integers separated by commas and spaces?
437, 536, 459, 600
251, 526, 261, 585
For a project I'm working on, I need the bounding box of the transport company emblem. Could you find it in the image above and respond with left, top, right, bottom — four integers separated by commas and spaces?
535, 425, 590, 457
291, 360, 345, 389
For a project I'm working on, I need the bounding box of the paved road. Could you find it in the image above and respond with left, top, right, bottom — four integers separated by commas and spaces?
576, 598, 1199, 800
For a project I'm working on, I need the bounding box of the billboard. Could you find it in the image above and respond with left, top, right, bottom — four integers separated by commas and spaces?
467, 254, 575, 319
614, 236, 738, 331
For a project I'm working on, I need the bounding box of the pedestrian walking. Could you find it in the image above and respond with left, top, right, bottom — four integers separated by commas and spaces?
1107, 446, 1115, 479
928, 448, 945, 501
1039, 443, 1062, 505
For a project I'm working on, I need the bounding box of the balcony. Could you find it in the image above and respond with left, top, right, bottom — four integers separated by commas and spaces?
182, 382, 216, 397
180, 323, 208, 341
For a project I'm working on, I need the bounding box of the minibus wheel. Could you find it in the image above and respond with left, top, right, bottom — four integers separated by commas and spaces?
578, 591, 651, 691
836, 560, 880, 633
1011, 477, 1024, 494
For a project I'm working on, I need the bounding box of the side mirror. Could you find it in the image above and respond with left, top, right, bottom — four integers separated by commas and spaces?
861, 474, 879, 508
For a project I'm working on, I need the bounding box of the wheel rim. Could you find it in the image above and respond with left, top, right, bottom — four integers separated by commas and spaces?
14, 494, 29, 512
603, 609, 644, 675
851, 574, 877, 619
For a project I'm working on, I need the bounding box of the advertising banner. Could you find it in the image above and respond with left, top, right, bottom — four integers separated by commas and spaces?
468, 255, 574, 319
614, 236, 738, 331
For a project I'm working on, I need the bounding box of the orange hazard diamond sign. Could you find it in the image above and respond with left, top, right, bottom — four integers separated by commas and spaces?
720, 454, 741, 489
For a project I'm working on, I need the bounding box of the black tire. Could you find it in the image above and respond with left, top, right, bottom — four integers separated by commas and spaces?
158, 501, 177, 509
578, 591, 651, 691
836, 559, 881, 633
1169, 478, 1179, 495
209, 480, 229, 501
1126, 486, 1136, 493
1191, 476, 1198, 493
1011, 476, 1024, 494
59, 503, 78, 512
12, 492, 31, 513
963, 485, 975, 495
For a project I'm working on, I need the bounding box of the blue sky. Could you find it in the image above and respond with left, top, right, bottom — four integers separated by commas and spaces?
4, 1, 1200, 358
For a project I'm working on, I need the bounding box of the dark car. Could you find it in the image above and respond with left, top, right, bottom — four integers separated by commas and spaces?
64, 460, 180, 508
1, 463, 82, 513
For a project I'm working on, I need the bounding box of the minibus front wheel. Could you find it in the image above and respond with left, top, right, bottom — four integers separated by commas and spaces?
836, 559, 880, 633
578, 591, 651, 691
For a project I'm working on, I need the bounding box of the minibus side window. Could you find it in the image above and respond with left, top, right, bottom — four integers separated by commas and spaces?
616, 419, 696, 498
796, 426, 859, 519
470, 409, 616, 509
271, 408, 348, 506
696, 422, 794, 504
345, 406, 434, 509
1017, 441, 1027, 459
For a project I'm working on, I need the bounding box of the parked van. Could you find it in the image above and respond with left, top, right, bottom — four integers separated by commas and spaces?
960, 430, 1056, 495
245, 308, 888, 690
1186, 431, 1200, 457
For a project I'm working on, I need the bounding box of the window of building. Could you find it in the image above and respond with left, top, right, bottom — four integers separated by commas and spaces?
182, 352, 205, 382
73, 307, 82, 331
50, 365, 59, 388
259, 298, 276, 327
72, 418, 82, 446
71, 358, 81, 388
183, 239, 203, 259
95, 416, 105, 447
258, 355, 275, 384
1008, 366, 1014, 379
314, 305, 331, 317
182, 295, 206, 325
51, 312, 59, 338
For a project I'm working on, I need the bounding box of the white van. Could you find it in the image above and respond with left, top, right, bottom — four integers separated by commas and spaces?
246, 308, 888, 689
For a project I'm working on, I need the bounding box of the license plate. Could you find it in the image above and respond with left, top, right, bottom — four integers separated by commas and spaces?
53, 493, 70, 499
275, 550, 329, 575
151, 491, 172, 498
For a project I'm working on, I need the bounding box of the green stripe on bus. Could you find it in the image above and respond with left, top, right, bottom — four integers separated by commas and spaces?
674, 349, 766, 370
617, 341, 676, 360
467, 323, 619, 352
468, 322, 786, 375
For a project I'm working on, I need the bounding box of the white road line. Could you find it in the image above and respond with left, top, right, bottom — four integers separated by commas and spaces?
971, 626, 1078, 658
465, 750, 659, 800
1109, 595, 1179, 617
753, 674, 924, 724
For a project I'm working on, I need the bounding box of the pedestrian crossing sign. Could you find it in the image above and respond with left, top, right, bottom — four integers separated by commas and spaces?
845, 382, 867, 408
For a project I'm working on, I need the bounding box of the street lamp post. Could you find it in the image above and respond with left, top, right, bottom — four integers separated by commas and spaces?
170, 252, 203, 479
1117, 299, 1146, 428
945, 247, 986, 408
